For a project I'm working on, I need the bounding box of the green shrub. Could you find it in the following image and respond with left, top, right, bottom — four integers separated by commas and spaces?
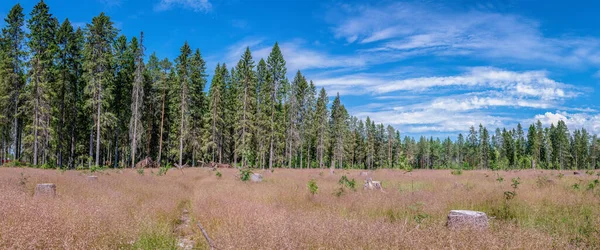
451, 168, 462, 176
239, 168, 252, 181
307, 179, 318, 195
157, 166, 169, 176
137, 168, 144, 176
216, 171, 222, 178
338, 175, 356, 191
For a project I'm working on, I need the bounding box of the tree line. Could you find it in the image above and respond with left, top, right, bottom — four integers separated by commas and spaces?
0, 2, 598, 170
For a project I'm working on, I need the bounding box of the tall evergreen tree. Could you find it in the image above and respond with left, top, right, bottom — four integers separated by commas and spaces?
2, 4, 26, 161
83, 12, 117, 167
172, 41, 192, 167
129, 32, 145, 168
314, 87, 328, 169
189, 48, 207, 166
25, 0, 58, 165
234, 47, 256, 167
266, 43, 287, 169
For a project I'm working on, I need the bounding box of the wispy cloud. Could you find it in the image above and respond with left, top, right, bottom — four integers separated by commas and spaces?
313, 67, 581, 99
223, 39, 368, 73
329, 2, 600, 67
154, 0, 212, 12
329, 67, 590, 135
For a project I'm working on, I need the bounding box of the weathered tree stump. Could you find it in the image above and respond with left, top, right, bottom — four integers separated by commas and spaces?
447, 210, 489, 229
250, 173, 263, 183
87, 176, 98, 181
359, 171, 369, 177
363, 178, 382, 190
34, 183, 56, 198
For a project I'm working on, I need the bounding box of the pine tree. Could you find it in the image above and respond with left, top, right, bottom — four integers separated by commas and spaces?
55, 19, 80, 168
527, 123, 540, 168
266, 43, 287, 169
255, 59, 271, 168
172, 41, 192, 167
234, 47, 256, 167
314, 87, 328, 169
129, 32, 145, 168
330, 93, 346, 172
2, 4, 26, 161
83, 13, 117, 167
480, 126, 490, 169
189, 48, 207, 166
25, 0, 58, 165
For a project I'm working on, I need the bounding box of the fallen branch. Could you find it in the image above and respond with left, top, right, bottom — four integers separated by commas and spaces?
196, 222, 215, 250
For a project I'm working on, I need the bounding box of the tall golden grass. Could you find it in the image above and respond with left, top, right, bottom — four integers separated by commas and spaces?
1, 167, 599, 249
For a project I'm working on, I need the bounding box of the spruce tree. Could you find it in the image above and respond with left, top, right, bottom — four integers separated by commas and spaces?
83, 12, 117, 167
129, 32, 145, 168
25, 0, 58, 165
173, 41, 192, 167
266, 43, 287, 169
234, 47, 256, 167
2, 4, 26, 161
314, 88, 328, 168
189, 48, 207, 166
206, 64, 226, 163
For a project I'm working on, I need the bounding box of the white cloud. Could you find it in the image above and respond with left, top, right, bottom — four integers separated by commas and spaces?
329, 2, 600, 67
313, 67, 580, 100
529, 111, 600, 134
223, 39, 368, 73
154, 0, 212, 12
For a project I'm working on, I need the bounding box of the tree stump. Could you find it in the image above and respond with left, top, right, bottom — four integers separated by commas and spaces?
359, 171, 369, 177
34, 183, 56, 198
363, 178, 383, 190
87, 176, 98, 181
447, 210, 489, 229
250, 173, 263, 183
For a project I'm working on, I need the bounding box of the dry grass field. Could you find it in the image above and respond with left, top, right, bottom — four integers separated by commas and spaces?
1, 167, 600, 249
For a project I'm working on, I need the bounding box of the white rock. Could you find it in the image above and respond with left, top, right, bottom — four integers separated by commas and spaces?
250, 173, 263, 183
447, 210, 489, 229
34, 183, 56, 198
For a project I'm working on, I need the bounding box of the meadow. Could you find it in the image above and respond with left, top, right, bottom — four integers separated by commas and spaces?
1, 167, 599, 249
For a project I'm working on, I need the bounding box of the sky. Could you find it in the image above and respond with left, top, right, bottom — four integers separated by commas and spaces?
3, 0, 600, 138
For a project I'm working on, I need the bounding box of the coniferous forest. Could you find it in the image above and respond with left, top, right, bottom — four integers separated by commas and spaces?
1, 2, 599, 171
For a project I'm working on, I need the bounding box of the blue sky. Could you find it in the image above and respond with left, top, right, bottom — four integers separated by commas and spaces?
4, 0, 600, 137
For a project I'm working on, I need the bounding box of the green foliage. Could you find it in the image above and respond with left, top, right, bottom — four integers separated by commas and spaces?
585, 170, 595, 176
239, 168, 252, 181
586, 179, 599, 191
137, 168, 144, 176
338, 175, 356, 191
307, 179, 318, 195
558, 173, 565, 179
496, 173, 504, 183
572, 183, 580, 190
157, 165, 170, 176
408, 202, 430, 224
511, 177, 521, 189
131, 224, 177, 250
90, 165, 104, 173
216, 171, 222, 178
450, 168, 462, 175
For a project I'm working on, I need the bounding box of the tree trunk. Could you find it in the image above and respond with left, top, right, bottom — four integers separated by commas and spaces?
95, 84, 101, 167
158, 88, 166, 165
33, 80, 39, 166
